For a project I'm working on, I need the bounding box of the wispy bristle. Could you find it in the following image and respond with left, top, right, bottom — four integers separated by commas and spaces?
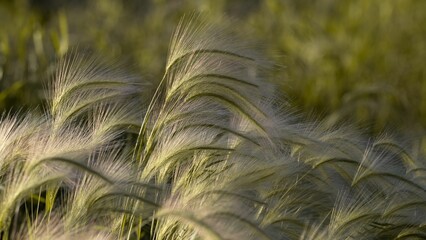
1, 15, 425, 240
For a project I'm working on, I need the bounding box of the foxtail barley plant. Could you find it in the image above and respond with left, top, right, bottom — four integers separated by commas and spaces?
0, 16, 425, 240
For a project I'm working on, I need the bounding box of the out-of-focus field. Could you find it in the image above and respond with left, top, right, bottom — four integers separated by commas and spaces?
1, 0, 425, 136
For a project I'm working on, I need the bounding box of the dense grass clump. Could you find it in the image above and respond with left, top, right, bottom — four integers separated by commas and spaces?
0, 17, 425, 240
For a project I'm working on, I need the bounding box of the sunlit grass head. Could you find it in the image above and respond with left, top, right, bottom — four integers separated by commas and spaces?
0, 14, 425, 240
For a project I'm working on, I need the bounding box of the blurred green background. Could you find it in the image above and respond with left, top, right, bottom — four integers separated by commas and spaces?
1, 0, 425, 137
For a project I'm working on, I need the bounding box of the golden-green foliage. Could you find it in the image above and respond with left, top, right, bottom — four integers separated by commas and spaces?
247, 0, 426, 134
1, 15, 425, 240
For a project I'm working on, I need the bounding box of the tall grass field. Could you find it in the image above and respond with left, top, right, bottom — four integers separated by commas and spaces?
1, 15, 425, 240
